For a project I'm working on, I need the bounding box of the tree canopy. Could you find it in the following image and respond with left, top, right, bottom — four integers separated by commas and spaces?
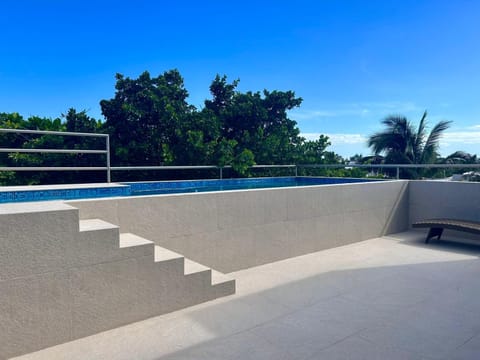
0, 69, 341, 185
0, 110, 104, 185
99, 71, 334, 174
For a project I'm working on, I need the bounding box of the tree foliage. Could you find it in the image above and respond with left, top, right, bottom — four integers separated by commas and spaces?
0, 110, 104, 185
99, 71, 335, 176
203, 75, 304, 169
441, 151, 478, 164
0, 69, 343, 184
100, 70, 195, 166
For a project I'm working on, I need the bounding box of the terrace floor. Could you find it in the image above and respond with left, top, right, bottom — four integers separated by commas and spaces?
14, 231, 480, 360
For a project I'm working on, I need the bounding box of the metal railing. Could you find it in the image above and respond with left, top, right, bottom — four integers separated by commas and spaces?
109, 163, 480, 180
0, 128, 111, 182
110, 164, 298, 180
298, 163, 480, 179
1, 128, 480, 182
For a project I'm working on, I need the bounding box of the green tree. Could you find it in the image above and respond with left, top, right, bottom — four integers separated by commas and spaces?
295, 135, 332, 164
0, 69, 343, 183
205, 75, 303, 169
435, 151, 479, 179
442, 151, 477, 164
100, 70, 195, 166
0, 110, 105, 185
367, 111, 451, 178
64, 108, 102, 134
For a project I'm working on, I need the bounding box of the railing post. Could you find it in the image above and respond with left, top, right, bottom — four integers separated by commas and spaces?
106, 135, 111, 183
396, 167, 400, 179
295, 165, 298, 177
219, 167, 223, 180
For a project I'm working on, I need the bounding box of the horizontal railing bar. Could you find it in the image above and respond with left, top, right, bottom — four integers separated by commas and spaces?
111, 165, 219, 171
298, 164, 480, 169
0, 128, 108, 137
251, 165, 296, 168
107, 164, 480, 171
0, 167, 107, 171
1, 163, 480, 174
111, 164, 295, 171
0, 148, 107, 154
0, 127, 111, 182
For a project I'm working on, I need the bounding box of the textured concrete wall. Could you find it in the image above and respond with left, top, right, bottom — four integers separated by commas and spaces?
409, 180, 480, 240
0, 202, 232, 358
409, 180, 480, 223
69, 180, 410, 273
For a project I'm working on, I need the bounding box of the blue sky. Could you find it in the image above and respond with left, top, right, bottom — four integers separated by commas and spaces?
1, 0, 479, 158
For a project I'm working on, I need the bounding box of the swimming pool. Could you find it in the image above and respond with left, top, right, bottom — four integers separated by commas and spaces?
126, 177, 379, 195
0, 177, 381, 203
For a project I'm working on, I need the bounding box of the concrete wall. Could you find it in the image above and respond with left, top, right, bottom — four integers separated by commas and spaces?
409, 180, 480, 223
0, 202, 233, 359
69, 180, 410, 273
409, 180, 480, 239
5, 179, 480, 358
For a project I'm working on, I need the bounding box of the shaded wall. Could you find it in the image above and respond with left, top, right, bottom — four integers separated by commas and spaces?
409, 180, 480, 240
409, 180, 480, 223
69, 180, 410, 273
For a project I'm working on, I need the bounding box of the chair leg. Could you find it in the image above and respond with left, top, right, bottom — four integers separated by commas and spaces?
425, 227, 443, 244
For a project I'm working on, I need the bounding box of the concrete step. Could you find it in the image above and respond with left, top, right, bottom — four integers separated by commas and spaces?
211, 269, 236, 297
79, 218, 118, 232
76, 220, 152, 267
211, 269, 234, 286
184, 258, 210, 275
152, 245, 185, 274
153, 245, 183, 262
152, 245, 234, 296
116, 233, 154, 259
119, 232, 154, 249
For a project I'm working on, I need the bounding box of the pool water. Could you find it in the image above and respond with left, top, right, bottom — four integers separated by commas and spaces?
0, 177, 380, 203
127, 177, 375, 196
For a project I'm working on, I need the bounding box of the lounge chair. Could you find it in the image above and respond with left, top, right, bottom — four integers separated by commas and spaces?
412, 219, 480, 243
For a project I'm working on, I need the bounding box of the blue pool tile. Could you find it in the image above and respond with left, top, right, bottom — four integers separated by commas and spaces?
0, 177, 382, 204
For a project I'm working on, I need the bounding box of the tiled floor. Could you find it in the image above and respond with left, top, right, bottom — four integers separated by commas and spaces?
14, 231, 480, 360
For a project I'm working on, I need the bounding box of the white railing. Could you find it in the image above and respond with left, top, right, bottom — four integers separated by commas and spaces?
0, 128, 111, 182
1, 128, 480, 182
110, 164, 298, 179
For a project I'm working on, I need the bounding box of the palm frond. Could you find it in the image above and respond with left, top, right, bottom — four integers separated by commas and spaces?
420, 120, 451, 163
368, 132, 407, 155
368, 115, 412, 155
369, 112, 451, 166
413, 111, 428, 162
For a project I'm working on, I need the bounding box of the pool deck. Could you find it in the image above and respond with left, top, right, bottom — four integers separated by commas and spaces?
13, 230, 480, 360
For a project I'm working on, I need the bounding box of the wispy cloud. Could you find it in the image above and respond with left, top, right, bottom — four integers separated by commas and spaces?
467, 125, 480, 130
354, 101, 422, 113
291, 101, 422, 121
302, 132, 367, 144
292, 110, 340, 120
303, 130, 480, 147
441, 131, 480, 145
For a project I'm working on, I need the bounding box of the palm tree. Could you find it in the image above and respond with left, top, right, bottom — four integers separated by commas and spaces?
367, 111, 451, 178
442, 151, 477, 164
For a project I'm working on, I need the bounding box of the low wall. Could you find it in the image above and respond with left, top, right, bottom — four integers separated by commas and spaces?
409, 180, 480, 240
409, 180, 480, 223
69, 180, 410, 273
